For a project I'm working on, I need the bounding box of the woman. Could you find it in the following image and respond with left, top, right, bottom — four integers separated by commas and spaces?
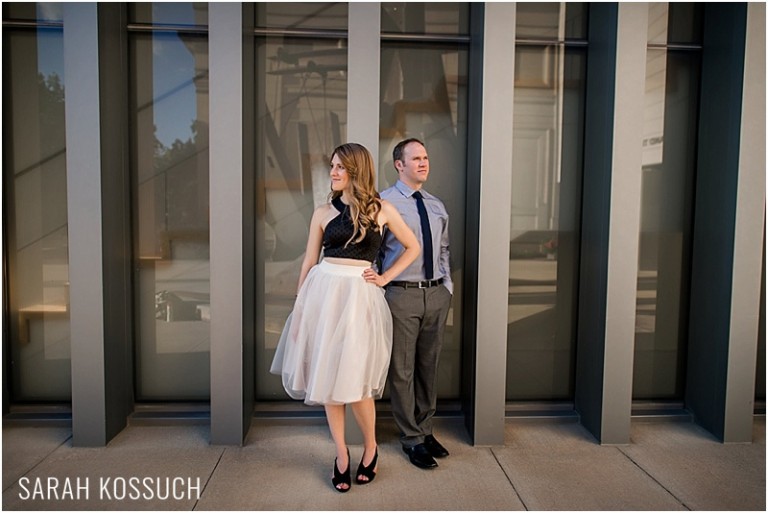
270, 143, 420, 492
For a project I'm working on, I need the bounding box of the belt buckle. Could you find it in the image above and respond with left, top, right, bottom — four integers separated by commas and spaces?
418, 280, 428, 289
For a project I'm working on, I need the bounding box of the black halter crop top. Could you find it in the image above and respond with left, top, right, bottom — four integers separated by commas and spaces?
322, 196, 383, 262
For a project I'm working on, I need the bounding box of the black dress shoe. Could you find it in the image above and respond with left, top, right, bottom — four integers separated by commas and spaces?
403, 443, 438, 469
424, 435, 449, 458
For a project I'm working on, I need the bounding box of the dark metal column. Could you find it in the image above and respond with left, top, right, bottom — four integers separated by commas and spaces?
63, 3, 133, 446
686, 3, 762, 443
209, 3, 256, 445
575, 3, 648, 445
468, 2, 517, 446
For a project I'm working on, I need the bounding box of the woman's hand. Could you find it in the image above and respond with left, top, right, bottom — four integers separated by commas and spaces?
362, 267, 388, 288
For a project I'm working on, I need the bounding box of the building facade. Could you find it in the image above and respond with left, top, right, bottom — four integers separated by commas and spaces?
2, 2, 765, 447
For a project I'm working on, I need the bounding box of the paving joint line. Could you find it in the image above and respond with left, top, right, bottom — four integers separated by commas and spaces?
2, 433, 73, 494
490, 447, 529, 511
192, 447, 227, 510
617, 446, 691, 511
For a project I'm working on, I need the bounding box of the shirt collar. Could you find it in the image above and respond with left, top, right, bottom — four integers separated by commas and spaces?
395, 179, 427, 199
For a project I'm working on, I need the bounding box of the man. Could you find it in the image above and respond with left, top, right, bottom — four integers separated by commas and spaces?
379, 138, 453, 469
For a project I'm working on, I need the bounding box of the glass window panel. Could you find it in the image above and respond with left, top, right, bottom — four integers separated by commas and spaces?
564, 3, 588, 40
5, 28, 71, 401
379, 42, 468, 399
648, 3, 703, 46
255, 3, 348, 31
516, 3, 587, 41
633, 48, 701, 400
255, 36, 348, 400
516, 3, 561, 39
130, 31, 210, 400
129, 2, 208, 27
647, 3, 670, 46
4, 3, 62, 23
381, 3, 469, 35
757, 241, 765, 402
666, 3, 703, 45
507, 5, 587, 401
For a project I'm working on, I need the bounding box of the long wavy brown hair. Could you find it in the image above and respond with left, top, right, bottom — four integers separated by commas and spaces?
329, 143, 382, 245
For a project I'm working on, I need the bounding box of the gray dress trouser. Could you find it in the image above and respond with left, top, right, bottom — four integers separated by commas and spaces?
385, 284, 452, 449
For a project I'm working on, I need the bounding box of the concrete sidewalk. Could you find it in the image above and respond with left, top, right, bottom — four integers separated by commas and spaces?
2, 417, 765, 511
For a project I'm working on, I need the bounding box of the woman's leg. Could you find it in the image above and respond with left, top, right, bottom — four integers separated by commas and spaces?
324, 404, 350, 490
350, 398, 378, 481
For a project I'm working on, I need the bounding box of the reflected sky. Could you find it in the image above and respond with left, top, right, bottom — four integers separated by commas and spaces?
34, 3, 201, 149
37, 30, 64, 81
151, 33, 198, 148
38, 32, 197, 150
145, 1, 205, 152
36, 2, 62, 22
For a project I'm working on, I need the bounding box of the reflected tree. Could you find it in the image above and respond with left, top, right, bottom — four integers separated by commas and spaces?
37, 72, 65, 159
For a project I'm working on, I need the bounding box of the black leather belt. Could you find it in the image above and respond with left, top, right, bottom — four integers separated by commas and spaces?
387, 278, 444, 289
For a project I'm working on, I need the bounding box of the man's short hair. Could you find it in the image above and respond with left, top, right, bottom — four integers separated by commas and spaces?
392, 138, 425, 166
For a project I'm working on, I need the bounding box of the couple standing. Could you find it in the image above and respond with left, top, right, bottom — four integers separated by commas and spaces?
270, 138, 452, 492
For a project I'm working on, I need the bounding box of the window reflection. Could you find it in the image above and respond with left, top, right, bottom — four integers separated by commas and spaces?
515, 2, 588, 41
379, 43, 468, 398
130, 23, 211, 400
633, 3, 700, 400
5, 2, 63, 23
5, 27, 71, 400
647, 3, 703, 46
255, 2, 347, 30
507, 2, 586, 401
129, 3, 208, 27
381, 3, 469, 35
255, 36, 348, 400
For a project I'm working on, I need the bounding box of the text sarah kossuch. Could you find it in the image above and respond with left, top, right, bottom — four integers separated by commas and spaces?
18, 476, 202, 501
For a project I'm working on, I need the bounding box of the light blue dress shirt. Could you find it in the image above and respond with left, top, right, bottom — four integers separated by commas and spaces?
379, 180, 453, 294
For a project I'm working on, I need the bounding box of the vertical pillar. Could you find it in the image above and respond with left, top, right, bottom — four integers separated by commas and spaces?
687, 3, 763, 443
241, 3, 257, 441
469, 2, 517, 446
209, 3, 255, 445
576, 3, 648, 445
461, 2, 483, 444
345, 2, 381, 444
64, 2, 105, 448
347, 3, 380, 176
725, 2, 765, 442
96, 4, 134, 443
64, 3, 133, 446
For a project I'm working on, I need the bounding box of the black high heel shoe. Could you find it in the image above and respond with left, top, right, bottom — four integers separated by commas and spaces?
332, 449, 351, 493
355, 447, 378, 485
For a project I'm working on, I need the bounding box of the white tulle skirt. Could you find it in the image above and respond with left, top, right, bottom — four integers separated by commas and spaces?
270, 260, 393, 406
